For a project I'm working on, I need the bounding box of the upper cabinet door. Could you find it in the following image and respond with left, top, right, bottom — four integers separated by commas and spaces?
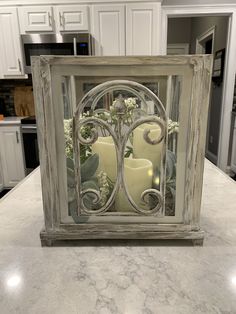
92, 5, 125, 56
0, 7, 24, 76
56, 5, 89, 32
126, 3, 161, 56
18, 6, 54, 32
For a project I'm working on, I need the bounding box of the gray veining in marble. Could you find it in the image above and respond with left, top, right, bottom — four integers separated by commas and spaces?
0, 160, 236, 314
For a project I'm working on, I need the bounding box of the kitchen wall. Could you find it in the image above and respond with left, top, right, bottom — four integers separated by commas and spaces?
167, 18, 192, 44
191, 16, 228, 160
190, 16, 228, 53
168, 16, 228, 52
0, 78, 32, 116
167, 16, 228, 163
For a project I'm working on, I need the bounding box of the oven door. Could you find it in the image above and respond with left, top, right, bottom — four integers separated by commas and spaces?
21, 125, 39, 174
24, 42, 75, 73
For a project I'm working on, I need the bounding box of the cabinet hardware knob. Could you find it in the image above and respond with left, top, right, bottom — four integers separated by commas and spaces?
16, 131, 19, 143
18, 59, 22, 73
59, 12, 63, 27
48, 12, 52, 26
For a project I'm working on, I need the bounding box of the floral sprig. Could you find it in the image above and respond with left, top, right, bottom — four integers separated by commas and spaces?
97, 171, 113, 206
64, 119, 73, 159
168, 119, 179, 135
110, 97, 138, 125
64, 117, 92, 163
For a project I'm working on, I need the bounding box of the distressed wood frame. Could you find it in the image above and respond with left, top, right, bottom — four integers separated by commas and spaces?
32, 56, 212, 246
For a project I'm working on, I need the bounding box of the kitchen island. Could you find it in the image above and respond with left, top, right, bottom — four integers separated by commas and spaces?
0, 160, 236, 313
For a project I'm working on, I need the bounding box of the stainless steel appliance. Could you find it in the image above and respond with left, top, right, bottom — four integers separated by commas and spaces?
21, 116, 39, 174
21, 33, 92, 73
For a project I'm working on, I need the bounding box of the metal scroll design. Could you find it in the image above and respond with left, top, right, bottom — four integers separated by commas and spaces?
73, 117, 120, 215
73, 80, 167, 216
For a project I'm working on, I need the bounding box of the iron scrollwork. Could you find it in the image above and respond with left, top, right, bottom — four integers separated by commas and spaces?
73, 80, 167, 217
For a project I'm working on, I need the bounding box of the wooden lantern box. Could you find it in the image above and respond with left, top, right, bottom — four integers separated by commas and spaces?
32, 56, 212, 246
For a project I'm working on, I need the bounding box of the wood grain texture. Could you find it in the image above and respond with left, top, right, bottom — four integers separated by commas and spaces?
32, 57, 53, 230
32, 57, 61, 231
40, 55, 197, 66
184, 56, 213, 229
40, 227, 204, 242
32, 55, 212, 244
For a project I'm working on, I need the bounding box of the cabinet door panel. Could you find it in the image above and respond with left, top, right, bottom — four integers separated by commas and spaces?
19, 6, 54, 32
92, 5, 125, 56
0, 161, 3, 191
0, 127, 25, 188
0, 8, 24, 76
57, 5, 89, 31
126, 3, 161, 56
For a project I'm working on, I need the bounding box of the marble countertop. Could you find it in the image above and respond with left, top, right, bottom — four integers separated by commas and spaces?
0, 160, 236, 314
0, 116, 24, 125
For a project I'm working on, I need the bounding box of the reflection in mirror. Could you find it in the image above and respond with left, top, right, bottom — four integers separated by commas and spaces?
62, 76, 181, 221
165, 75, 181, 216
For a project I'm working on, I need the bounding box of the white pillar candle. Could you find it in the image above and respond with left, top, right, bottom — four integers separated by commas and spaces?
115, 158, 153, 212
92, 136, 117, 182
133, 123, 163, 171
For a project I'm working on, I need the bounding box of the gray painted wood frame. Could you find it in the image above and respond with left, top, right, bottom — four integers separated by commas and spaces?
31, 56, 213, 246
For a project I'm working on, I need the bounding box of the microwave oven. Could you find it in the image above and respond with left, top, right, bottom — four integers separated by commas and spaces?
21, 33, 93, 74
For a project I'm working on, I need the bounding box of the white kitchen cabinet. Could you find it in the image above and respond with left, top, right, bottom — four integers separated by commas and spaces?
0, 7, 24, 77
0, 126, 25, 188
18, 6, 54, 32
56, 5, 89, 32
92, 5, 125, 56
0, 160, 3, 192
126, 3, 161, 55
92, 3, 161, 56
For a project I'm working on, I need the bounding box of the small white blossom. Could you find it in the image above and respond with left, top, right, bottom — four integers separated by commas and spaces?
97, 171, 110, 206
168, 119, 179, 134
125, 97, 138, 110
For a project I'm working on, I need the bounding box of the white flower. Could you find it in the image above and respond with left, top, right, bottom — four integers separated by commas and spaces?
125, 97, 137, 110
97, 171, 110, 206
168, 119, 179, 134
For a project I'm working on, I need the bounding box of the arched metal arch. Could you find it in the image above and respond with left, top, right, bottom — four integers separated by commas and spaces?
73, 80, 167, 217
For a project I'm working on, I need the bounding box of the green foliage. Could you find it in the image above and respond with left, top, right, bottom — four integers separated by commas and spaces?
81, 153, 99, 182
166, 150, 176, 182
67, 153, 114, 217
67, 154, 99, 218
79, 123, 93, 163
165, 150, 177, 215
67, 154, 99, 190
124, 146, 133, 158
